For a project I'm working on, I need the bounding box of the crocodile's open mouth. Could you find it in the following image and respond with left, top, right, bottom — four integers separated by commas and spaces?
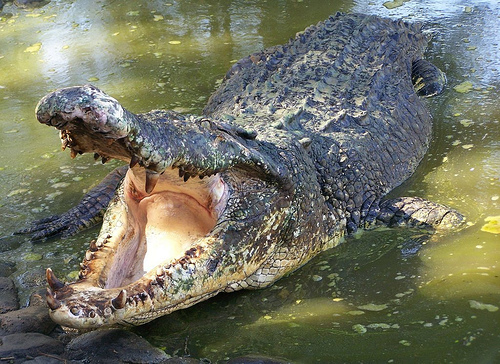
104, 166, 228, 289
37, 85, 285, 328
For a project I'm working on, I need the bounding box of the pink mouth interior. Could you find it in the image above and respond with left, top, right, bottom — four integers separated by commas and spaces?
102, 166, 228, 288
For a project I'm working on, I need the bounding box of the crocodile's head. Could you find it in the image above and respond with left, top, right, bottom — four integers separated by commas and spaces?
37, 85, 306, 329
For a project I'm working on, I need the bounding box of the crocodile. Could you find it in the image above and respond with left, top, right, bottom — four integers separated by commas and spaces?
19, 13, 463, 329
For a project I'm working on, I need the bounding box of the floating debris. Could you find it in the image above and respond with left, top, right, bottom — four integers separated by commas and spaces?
311, 274, 322, 282
352, 324, 367, 334
51, 182, 70, 189
8, 188, 29, 197
357, 303, 388, 312
168, 40, 182, 45
469, 300, 499, 312
347, 310, 365, 316
454, 81, 473, 93
153, 15, 164, 21
481, 216, 500, 234
87, 76, 99, 82
24, 42, 42, 53
460, 119, 474, 127
383, 0, 409, 9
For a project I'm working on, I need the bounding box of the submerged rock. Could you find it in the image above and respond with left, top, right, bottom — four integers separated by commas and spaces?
66, 329, 169, 363
0, 277, 19, 314
0, 333, 64, 363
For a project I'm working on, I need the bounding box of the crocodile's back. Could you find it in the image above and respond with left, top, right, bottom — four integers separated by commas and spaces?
204, 13, 436, 231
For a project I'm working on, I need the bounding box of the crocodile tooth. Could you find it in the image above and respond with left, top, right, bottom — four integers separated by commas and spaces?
46, 288, 61, 310
183, 173, 190, 182
178, 167, 185, 178
145, 169, 160, 194
89, 239, 98, 251
111, 289, 127, 310
46, 268, 65, 291
85, 251, 93, 261
156, 266, 164, 277
94, 153, 100, 161
70, 148, 77, 159
101, 156, 109, 164
129, 155, 139, 168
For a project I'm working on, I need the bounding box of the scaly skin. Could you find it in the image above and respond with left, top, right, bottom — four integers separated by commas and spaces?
21, 13, 463, 329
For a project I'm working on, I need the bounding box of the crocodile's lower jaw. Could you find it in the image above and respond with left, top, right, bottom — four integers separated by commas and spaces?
106, 166, 227, 287
46, 166, 230, 328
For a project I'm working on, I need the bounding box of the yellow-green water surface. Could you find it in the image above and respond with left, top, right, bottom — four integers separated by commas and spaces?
0, 0, 498, 363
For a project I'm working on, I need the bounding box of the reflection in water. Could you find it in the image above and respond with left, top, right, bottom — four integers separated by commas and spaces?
0, 0, 499, 362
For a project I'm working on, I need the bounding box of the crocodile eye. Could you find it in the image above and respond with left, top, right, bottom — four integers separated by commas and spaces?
70, 306, 79, 316
89, 310, 96, 318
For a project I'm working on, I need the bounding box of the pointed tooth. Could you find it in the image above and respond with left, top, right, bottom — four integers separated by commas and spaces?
70, 148, 77, 159
46, 268, 65, 291
101, 156, 109, 164
85, 251, 93, 261
145, 170, 160, 194
156, 266, 164, 276
46, 287, 61, 310
111, 289, 127, 310
183, 173, 190, 182
178, 167, 185, 178
62, 139, 69, 151
94, 153, 100, 161
89, 239, 98, 251
129, 155, 139, 168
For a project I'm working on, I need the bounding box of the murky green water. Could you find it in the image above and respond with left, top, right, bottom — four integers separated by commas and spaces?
0, 0, 498, 362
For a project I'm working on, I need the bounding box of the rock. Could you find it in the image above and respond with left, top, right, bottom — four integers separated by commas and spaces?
66, 328, 169, 363
0, 303, 55, 336
227, 356, 290, 364
0, 260, 16, 277
0, 333, 64, 363
0, 277, 19, 314
13, 0, 50, 9
160, 358, 207, 364
20, 356, 63, 364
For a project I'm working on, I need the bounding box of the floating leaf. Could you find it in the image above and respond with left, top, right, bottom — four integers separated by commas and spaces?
8, 189, 29, 197
352, 324, 367, 334
462, 144, 474, 150
453, 81, 473, 93
153, 15, 164, 21
383, 0, 409, 9
168, 40, 181, 45
24, 42, 42, 53
469, 300, 499, 312
481, 216, 500, 234
87, 76, 99, 82
358, 303, 388, 312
